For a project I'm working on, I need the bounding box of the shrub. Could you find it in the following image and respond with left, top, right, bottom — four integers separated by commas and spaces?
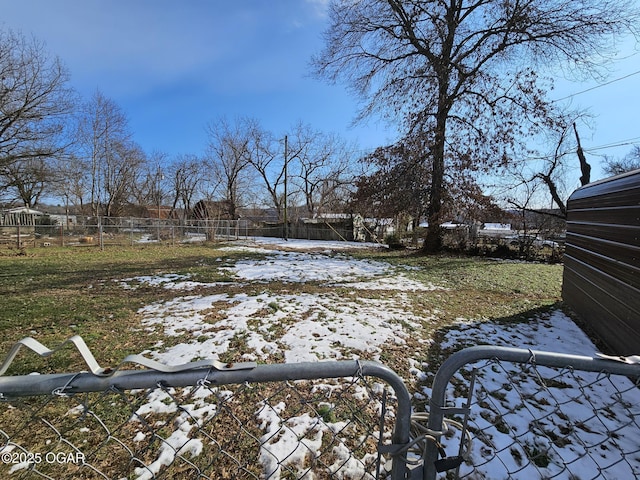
384, 233, 403, 249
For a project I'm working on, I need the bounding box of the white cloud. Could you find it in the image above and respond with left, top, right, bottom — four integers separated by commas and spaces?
304, 0, 330, 18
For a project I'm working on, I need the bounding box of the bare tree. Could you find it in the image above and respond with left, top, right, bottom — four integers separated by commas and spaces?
95, 140, 144, 217
0, 29, 76, 172
603, 146, 640, 176
504, 117, 593, 220
77, 90, 142, 216
51, 154, 89, 213
132, 150, 167, 217
287, 122, 354, 218
0, 156, 51, 207
205, 117, 256, 220
166, 154, 205, 219
246, 124, 286, 219
313, 0, 639, 252
534, 124, 577, 218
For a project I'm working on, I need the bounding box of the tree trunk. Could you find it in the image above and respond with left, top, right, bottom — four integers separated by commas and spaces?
423, 94, 449, 253
573, 123, 591, 186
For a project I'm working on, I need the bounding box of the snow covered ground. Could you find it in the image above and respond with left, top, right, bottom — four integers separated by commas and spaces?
117, 238, 640, 479
415, 312, 640, 479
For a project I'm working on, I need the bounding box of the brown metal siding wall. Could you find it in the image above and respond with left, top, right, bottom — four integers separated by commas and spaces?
562, 170, 640, 355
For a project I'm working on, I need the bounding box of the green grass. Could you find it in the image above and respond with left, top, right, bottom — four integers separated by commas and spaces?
0, 242, 563, 376
0, 243, 241, 374
360, 249, 562, 321
0, 241, 566, 479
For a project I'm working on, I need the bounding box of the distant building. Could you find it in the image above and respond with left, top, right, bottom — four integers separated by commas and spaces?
483, 223, 512, 231
191, 200, 234, 220
47, 214, 78, 227
1, 207, 44, 226
142, 205, 175, 220
479, 223, 512, 237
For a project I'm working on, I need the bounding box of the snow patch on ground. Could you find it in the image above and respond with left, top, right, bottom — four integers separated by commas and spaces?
440, 310, 597, 355
413, 310, 640, 480
220, 250, 392, 283
139, 290, 432, 364
114, 239, 639, 480
118, 273, 222, 291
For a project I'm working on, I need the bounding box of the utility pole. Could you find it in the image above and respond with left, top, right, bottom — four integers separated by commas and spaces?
156, 165, 164, 242
283, 135, 288, 241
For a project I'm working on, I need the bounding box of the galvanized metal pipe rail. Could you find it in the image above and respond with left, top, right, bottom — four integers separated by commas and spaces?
0, 359, 413, 480
424, 346, 640, 480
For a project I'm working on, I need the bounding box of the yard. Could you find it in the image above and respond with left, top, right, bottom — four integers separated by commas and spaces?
0, 238, 637, 479
0, 238, 564, 377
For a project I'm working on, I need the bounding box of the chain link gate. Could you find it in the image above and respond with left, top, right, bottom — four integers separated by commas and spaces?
0, 338, 413, 479
2, 339, 639, 479
422, 346, 640, 479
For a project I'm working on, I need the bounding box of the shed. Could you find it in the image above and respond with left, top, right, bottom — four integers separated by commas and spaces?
562, 169, 640, 354
1, 207, 45, 226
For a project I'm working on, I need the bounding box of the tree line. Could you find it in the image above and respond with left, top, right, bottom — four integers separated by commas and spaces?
2, 0, 639, 251
0, 28, 359, 223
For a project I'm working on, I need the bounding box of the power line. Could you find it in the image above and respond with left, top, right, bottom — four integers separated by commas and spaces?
552, 69, 640, 102
583, 136, 640, 154
345, 67, 640, 160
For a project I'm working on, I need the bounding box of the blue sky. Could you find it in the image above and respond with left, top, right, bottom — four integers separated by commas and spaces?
1, 0, 638, 182
1, 0, 393, 157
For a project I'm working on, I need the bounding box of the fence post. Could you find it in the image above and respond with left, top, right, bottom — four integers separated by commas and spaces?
99, 218, 104, 251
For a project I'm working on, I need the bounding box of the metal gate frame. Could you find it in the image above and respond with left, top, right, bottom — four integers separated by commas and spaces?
0, 357, 413, 479
423, 346, 640, 480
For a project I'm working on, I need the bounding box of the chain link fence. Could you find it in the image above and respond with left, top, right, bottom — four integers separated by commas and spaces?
0, 341, 639, 479
0, 216, 360, 249
0, 351, 412, 480
422, 346, 640, 479
0, 218, 254, 248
